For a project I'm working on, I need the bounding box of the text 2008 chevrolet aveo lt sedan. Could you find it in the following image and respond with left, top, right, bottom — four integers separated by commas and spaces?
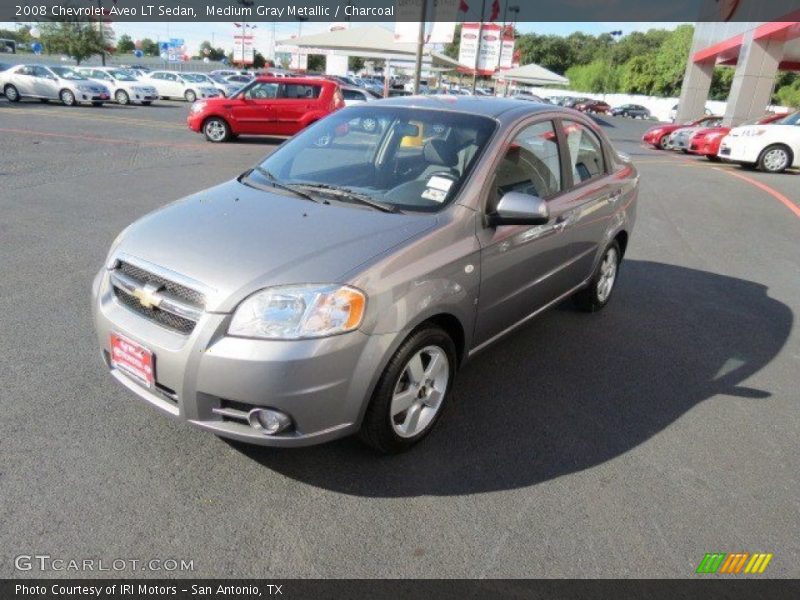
93, 97, 638, 453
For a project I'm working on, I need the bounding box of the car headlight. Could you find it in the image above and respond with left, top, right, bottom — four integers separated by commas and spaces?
742, 128, 766, 137
77, 85, 94, 92
228, 284, 366, 339
190, 101, 206, 113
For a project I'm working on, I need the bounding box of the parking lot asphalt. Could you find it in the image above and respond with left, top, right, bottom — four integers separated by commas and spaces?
1, 99, 799, 578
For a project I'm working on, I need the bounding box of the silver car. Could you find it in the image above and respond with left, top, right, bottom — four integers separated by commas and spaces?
92, 97, 638, 453
2, 64, 111, 106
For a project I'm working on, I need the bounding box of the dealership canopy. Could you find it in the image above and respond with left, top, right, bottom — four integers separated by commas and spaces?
277, 25, 466, 71
492, 63, 570, 86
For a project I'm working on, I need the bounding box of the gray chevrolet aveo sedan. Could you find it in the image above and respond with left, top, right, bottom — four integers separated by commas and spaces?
93, 96, 638, 453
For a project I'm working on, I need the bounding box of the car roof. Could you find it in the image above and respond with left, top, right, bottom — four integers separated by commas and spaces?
254, 76, 336, 85
368, 95, 556, 118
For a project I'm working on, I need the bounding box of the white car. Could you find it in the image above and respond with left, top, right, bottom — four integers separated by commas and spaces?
2, 64, 110, 106
75, 67, 158, 105
718, 111, 800, 173
340, 85, 377, 106
184, 71, 241, 98
146, 71, 220, 102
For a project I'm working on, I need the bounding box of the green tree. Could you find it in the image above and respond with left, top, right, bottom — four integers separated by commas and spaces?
619, 54, 657, 94
38, 21, 106, 65
565, 59, 620, 93
253, 51, 267, 69
443, 24, 462, 60
139, 38, 159, 57
775, 79, 800, 108
348, 56, 365, 73
515, 34, 575, 75
117, 34, 135, 54
709, 66, 735, 101
650, 24, 694, 97
198, 40, 225, 61
307, 54, 325, 72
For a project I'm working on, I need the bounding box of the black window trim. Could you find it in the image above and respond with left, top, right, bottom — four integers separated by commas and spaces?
555, 116, 609, 190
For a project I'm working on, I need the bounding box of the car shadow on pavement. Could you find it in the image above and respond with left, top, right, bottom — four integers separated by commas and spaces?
232, 260, 792, 496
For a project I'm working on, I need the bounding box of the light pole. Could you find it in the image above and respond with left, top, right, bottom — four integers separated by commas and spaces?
501, 4, 519, 96
471, 0, 487, 93
412, 0, 428, 95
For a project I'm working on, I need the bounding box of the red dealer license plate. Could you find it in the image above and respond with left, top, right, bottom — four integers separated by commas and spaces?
110, 333, 154, 387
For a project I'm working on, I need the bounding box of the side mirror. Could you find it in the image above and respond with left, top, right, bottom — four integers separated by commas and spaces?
488, 192, 550, 227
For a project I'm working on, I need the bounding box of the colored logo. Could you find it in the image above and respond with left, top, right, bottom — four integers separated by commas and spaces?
696, 552, 773, 574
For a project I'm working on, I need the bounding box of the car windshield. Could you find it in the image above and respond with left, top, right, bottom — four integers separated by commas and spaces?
111, 70, 137, 81
210, 74, 228, 83
181, 74, 206, 83
252, 106, 497, 213
50, 67, 87, 80
777, 111, 800, 126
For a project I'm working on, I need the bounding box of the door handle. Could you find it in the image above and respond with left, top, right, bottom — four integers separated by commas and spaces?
608, 189, 623, 204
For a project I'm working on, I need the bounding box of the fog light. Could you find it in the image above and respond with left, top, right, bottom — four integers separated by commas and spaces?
248, 408, 291, 435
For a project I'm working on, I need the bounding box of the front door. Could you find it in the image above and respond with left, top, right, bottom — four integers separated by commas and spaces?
229, 81, 278, 135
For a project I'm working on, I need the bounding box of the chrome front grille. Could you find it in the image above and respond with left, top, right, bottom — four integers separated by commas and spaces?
110, 261, 205, 334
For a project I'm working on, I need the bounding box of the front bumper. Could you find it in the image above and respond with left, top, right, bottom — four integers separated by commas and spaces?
92, 268, 394, 446
186, 113, 204, 132
718, 138, 760, 163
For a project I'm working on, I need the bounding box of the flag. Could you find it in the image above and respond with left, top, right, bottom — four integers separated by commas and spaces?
490, 0, 500, 21
459, 0, 469, 12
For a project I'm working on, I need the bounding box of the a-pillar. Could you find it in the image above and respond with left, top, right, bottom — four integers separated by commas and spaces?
723, 31, 784, 126
675, 58, 715, 124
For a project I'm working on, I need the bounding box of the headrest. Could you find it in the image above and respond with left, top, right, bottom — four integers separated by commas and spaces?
423, 138, 459, 167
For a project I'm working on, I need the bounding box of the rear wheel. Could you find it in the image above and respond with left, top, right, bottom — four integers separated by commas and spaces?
658, 134, 670, 150
758, 144, 792, 174
4, 84, 20, 102
706, 155, 720, 162
115, 89, 129, 105
203, 117, 230, 143
184, 89, 197, 103
60, 89, 76, 106
359, 325, 456, 453
574, 240, 621, 312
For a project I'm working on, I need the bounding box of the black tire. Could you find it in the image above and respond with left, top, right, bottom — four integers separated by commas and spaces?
115, 89, 129, 105
658, 134, 670, 150
757, 144, 792, 174
39, 98, 49, 103
184, 89, 197, 103
141, 101, 152, 106
4, 84, 20, 102
60, 89, 76, 106
91, 101, 103, 107
680, 148, 689, 154
359, 325, 457, 453
706, 155, 721, 162
202, 117, 231, 143
573, 240, 622, 313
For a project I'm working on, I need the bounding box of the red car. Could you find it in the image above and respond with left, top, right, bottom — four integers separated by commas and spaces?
576, 100, 611, 114
642, 115, 721, 150
187, 76, 344, 142
688, 112, 787, 161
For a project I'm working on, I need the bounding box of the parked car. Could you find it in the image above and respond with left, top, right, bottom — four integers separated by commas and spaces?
576, 100, 611, 114
669, 103, 712, 122
340, 85, 376, 106
146, 71, 220, 102
642, 115, 723, 150
0, 62, 11, 95
75, 67, 158, 105
610, 104, 650, 119
94, 97, 638, 452
187, 76, 344, 142
668, 116, 723, 152
718, 110, 800, 173
2, 64, 110, 106
220, 74, 252, 85
688, 113, 786, 161
182, 71, 241, 98
562, 97, 590, 108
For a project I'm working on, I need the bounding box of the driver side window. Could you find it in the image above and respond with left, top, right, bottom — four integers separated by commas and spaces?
492, 120, 562, 207
246, 82, 279, 100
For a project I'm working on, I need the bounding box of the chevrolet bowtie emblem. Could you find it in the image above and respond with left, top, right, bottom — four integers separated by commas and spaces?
131, 282, 163, 309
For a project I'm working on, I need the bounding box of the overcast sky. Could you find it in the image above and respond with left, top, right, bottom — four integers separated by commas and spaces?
2, 21, 683, 56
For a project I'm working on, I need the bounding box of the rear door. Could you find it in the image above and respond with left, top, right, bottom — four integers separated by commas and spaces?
13, 66, 38, 95
34, 66, 59, 98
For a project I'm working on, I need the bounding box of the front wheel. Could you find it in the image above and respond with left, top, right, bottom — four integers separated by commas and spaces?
184, 89, 197, 103
573, 240, 622, 312
359, 325, 456, 453
115, 89, 129, 105
203, 117, 231, 143
658, 134, 670, 150
60, 89, 76, 106
758, 144, 792, 174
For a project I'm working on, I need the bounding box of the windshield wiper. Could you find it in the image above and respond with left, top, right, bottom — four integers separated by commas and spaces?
293, 182, 401, 214
242, 167, 324, 204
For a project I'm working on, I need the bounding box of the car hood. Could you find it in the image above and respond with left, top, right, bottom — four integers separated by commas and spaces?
112, 179, 437, 313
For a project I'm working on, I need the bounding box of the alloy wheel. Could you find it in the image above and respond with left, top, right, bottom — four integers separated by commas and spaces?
204, 119, 227, 142
762, 148, 789, 173
5, 85, 18, 101
390, 345, 450, 438
60, 90, 75, 106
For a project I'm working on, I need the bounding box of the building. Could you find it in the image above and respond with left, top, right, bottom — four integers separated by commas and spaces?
678, 18, 800, 125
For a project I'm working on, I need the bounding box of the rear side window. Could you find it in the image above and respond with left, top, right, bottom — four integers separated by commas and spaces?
281, 84, 321, 99
561, 120, 605, 184
342, 89, 364, 101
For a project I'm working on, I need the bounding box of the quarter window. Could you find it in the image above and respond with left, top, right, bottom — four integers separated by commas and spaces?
493, 120, 562, 201
561, 120, 605, 184
281, 84, 321, 99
